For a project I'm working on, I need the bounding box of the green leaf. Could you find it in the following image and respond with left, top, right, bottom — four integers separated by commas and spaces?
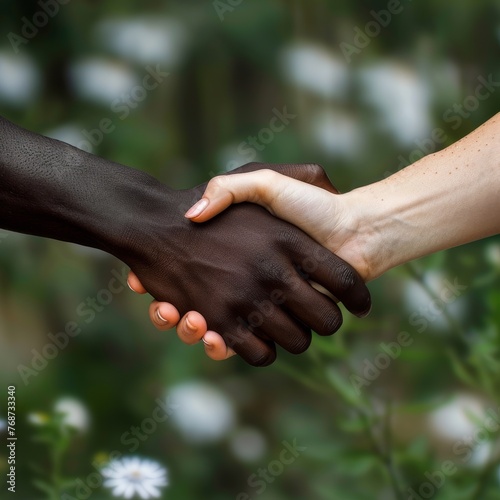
446, 349, 477, 388
32, 479, 55, 496
325, 366, 365, 408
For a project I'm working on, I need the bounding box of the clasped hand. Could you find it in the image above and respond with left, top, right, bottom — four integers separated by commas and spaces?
127, 163, 370, 366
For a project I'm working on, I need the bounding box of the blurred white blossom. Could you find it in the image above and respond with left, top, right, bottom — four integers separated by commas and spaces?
403, 270, 465, 332
97, 17, 187, 66
469, 440, 492, 468
310, 109, 362, 158
46, 123, 89, 151
27, 412, 50, 426
216, 143, 256, 172
168, 381, 235, 443
0, 52, 40, 106
358, 61, 432, 146
102, 456, 168, 499
281, 43, 349, 100
229, 427, 267, 462
0, 419, 6, 432
485, 242, 500, 268
54, 397, 90, 432
428, 394, 484, 441
69, 58, 138, 105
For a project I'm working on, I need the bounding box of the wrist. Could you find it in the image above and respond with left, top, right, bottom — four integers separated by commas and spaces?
340, 154, 437, 281
98, 170, 184, 264
59, 148, 181, 262
337, 184, 402, 282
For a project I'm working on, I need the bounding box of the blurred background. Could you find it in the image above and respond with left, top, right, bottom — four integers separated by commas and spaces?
0, 0, 499, 499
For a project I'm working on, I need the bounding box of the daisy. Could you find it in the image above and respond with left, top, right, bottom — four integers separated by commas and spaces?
102, 457, 168, 499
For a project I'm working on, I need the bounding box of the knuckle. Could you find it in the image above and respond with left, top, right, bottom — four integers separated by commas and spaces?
304, 163, 326, 182
209, 175, 228, 190
253, 169, 277, 202
255, 256, 286, 286
277, 227, 303, 251
333, 265, 359, 293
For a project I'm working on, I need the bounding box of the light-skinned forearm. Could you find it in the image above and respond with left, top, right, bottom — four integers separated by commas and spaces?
344, 113, 500, 280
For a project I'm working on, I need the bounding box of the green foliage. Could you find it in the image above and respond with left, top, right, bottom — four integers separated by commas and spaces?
0, 0, 499, 499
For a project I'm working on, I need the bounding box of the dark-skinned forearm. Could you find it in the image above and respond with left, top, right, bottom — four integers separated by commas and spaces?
0, 115, 174, 260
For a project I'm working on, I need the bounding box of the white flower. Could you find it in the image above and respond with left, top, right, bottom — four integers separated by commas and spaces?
0, 52, 40, 106
358, 61, 432, 146
54, 397, 90, 432
27, 412, 50, 426
216, 143, 257, 173
102, 457, 168, 499
485, 242, 500, 268
403, 270, 465, 332
281, 43, 349, 99
69, 58, 138, 106
309, 109, 363, 159
97, 17, 187, 66
168, 381, 235, 443
469, 440, 492, 468
229, 427, 267, 462
45, 123, 90, 152
428, 394, 484, 442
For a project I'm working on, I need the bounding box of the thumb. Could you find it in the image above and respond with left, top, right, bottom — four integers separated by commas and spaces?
185, 170, 283, 222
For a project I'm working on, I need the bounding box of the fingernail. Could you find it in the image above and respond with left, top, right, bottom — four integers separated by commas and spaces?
156, 309, 168, 325
185, 198, 209, 219
185, 316, 197, 333
357, 304, 372, 319
202, 338, 211, 349
126, 279, 134, 292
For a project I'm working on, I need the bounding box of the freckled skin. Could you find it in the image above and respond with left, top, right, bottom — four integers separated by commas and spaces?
134, 115, 500, 358
0, 116, 370, 366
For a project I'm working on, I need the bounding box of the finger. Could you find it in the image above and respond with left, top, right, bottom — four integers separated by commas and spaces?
202, 331, 237, 361
127, 270, 148, 294
247, 304, 312, 354
229, 162, 340, 194
185, 170, 274, 222
282, 277, 344, 336
290, 239, 371, 318
176, 312, 208, 345
148, 301, 180, 331
223, 324, 277, 367
186, 170, 331, 224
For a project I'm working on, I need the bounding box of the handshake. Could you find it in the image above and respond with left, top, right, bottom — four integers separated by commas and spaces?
123, 162, 372, 367
2, 114, 497, 366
